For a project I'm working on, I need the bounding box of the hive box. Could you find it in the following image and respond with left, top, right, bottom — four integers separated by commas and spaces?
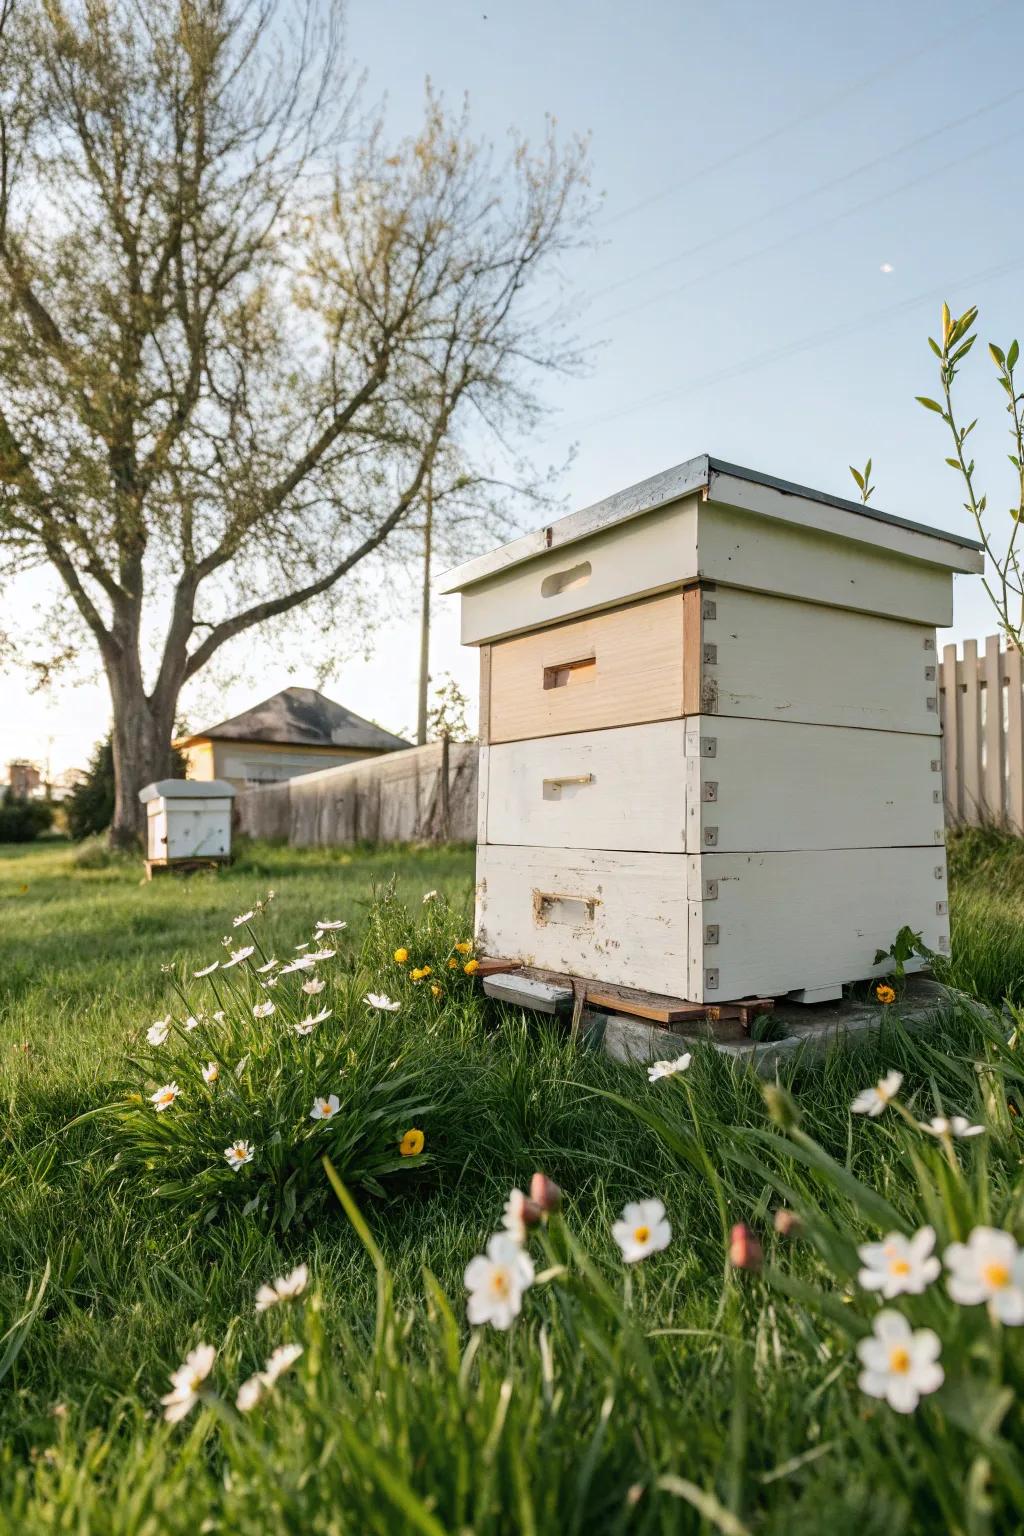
139, 779, 235, 865
440, 455, 983, 1004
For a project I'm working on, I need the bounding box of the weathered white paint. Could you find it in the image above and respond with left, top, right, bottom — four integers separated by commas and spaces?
708, 588, 939, 734
139, 779, 235, 863
687, 846, 948, 1002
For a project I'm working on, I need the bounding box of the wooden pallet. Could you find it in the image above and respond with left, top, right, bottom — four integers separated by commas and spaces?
144, 856, 231, 881
477, 961, 774, 1034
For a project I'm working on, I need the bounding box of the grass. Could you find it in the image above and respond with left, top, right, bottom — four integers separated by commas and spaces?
1, 834, 1023, 1533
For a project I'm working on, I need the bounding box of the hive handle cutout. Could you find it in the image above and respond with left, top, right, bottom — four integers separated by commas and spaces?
542, 773, 594, 800
541, 560, 591, 598
543, 655, 596, 690
533, 891, 599, 926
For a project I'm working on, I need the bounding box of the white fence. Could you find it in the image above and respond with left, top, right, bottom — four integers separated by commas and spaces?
234, 740, 478, 846
939, 635, 1024, 830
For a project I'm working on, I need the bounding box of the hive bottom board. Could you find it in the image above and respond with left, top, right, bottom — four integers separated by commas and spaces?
474, 844, 948, 1003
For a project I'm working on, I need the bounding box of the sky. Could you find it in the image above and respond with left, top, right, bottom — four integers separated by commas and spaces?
3, 0, 1023, 775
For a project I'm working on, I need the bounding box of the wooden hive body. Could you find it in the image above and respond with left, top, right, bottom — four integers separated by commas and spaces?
441, 456, 983, 1004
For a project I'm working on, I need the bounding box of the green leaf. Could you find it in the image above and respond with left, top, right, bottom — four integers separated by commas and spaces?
1009, 339, 1020, 371
917, 396, 945, 414
849, 466, 865, 490
990, 342, 1006, 368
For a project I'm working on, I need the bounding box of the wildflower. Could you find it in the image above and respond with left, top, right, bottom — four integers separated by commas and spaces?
410, 965, 432, 982
851, 1070, 904, 1117
255, 1263, 308, 1313
431, 983, 443, 998
613, 1199, 672, 1264
146, 1018, 171, 1046
647, 1053, 692, 1082
256, 958, 279, 974
233, 911, 256, 927
295, 1007, 331, 1036
463, 959, 480, 975
294, 942, 310, 951
465, 1232, 535, 1330
923, 1115, 984, 1139
279, 956, 316, 975
212, 1010, 225, 1024
310, 1093, 341, 1122
400, 1128, 425, 1156
530, 1172, 562, 1214
858, 1227, 940, 1298
194, 961, 219, 978
856, 1310, 943, 1413
150, 1082, 180, 1111
316, 919, 347, 931
875, 983, 897, 1005
236, 1375, 263, 1413
365, 992, 400, 1012
945, 1227, 1024, 1323
222, 946, 255, 969
309, 948, 336, 962
160, 1343, 215, 1423
422, 890, 439, 903
302, 977, 326, 995
262, 1343, 303, 1384
454, 941, 474, 955
394, 948, 409, 964
252, 1000, 276, 1019
447, 957, 458, 969
502, 1188, 542, 1243
202, 1061, 219, 1084
729, 1222, 763, 1272
224, 1139, 255, 1171
774, 1208, 802, 1237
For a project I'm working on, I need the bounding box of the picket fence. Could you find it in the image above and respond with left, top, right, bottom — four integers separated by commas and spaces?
939, 635, 1024, 830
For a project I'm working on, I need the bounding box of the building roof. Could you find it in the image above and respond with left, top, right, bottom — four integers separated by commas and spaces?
439, 453, 984, 592
179, 688, 410, 754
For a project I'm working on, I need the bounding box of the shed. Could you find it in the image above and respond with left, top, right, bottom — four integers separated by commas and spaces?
174, 687, 410, 790
440, 454, 984, 1005
139, 778, 236, 866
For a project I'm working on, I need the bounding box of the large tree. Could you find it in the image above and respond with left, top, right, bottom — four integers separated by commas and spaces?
0, 0, 590, 843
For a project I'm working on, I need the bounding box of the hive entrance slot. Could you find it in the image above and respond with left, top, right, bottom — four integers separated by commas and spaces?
541, 560, 592, 598
543, 655, 596, 690
533, 891, 599, 926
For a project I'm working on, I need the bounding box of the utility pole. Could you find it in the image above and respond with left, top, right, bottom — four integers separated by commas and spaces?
415, 473, 433, 747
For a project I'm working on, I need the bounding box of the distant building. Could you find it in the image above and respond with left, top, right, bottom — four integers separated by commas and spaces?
174, 687, 410, 790
6, 760, 42, 798
52, 767, 88, 802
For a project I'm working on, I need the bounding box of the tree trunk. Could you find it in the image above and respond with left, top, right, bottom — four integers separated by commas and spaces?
107, 662, 175, 849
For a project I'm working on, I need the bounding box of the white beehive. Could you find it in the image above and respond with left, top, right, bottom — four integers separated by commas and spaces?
139, 779, 235, 865
440, 455, 984, 1005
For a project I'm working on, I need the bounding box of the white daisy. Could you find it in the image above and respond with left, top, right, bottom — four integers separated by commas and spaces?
150, 1082, 180, 1111
146, 1018, 171, 1046
923, 1115, 984, 1139
857, 1310, 943, 1413
422, 890, 439, 903
279, 956, 317, 976
252, 1000, 276, 1019
262, 1343, 303, 1384
945, 1227, 1024, 1323
612, 1199, 672, 1264
202, 1061, 219, 1084
233, 911, 255, 927
294, 942, 310, 951
310, 1093, 340, 1122
221, 946, 255, 969
851, 1070, 904, 1117
464, 1232, 535, 1330
315, 919, 347, 931
211, 1010, 225, 1024
193, 961, 220, 978
256, 958, 279, 974
301, 977, 326, 995
295, 1008, 331, 1036
236, 1374, 264, 1413
647, 1053, 692, 1083
254, 1264, 309, 1313
502, 1188, 540, 1244
309, 948, 336, 962
184, 1016, 201, 1031
160, 1343, 215, 1423
224, 1139, 255, 1170
857, 1227, 940, 1298
364, 992, 400, 1012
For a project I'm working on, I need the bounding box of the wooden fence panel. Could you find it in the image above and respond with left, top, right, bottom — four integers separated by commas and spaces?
939, 634, 1024, 830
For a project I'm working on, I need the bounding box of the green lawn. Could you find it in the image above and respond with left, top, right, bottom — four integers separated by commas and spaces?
1, 835, 1023, 1534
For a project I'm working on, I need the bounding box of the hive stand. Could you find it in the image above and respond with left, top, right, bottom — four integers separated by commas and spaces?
440, 455, 982, 1013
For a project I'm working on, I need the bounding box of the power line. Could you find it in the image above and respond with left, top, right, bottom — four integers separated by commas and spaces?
587, 86, 1024, 310
599, 0, 1014, 231
556, 253, 1023, 436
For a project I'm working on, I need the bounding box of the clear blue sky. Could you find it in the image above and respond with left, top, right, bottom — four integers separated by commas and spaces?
4, 0, 1022, 772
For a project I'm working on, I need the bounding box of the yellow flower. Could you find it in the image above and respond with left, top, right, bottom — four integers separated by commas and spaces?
431, 984, 442, 998
875, 983, 896, 1006
410, 965, 433, 982
400, 1128, 425, 1157
463, 959, 480, 976
448, 957, 458, 969
393, 948, 409, 964
454, 941, 473, 955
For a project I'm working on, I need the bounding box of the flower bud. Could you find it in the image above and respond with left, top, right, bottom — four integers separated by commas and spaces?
729, 1222, 763, 1272
529, 1172, 562, 1214
773, 1208, 802, 1238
